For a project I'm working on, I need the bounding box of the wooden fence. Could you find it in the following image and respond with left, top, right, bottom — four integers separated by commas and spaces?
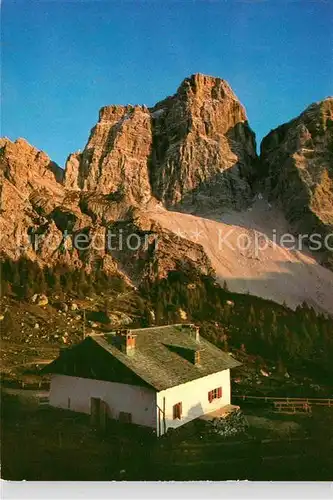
233, 395, 333, 413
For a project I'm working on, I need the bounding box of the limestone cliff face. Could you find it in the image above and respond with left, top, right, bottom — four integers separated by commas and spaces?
1, 76, 333, 313
64, 73, 258, 211
0, 138, 65, 261
149, 73, 257, 210
64, 105, 153, 205
260, 97, 333, 266
0, 134, 212, 282
0, 137, 63, 199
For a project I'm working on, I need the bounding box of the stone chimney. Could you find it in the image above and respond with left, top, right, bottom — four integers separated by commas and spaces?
116, 329, 137, 356
193, 349, 201, 366
182, 323, 200, 343
192, 325, 200, 343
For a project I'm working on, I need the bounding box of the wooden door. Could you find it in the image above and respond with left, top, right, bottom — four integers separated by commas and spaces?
90, 397, 101, 426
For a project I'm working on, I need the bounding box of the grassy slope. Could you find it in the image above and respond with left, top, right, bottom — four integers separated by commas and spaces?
2, 393, 333, 481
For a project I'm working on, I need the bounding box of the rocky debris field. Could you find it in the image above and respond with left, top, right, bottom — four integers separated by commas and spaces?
0, 288, 145, 385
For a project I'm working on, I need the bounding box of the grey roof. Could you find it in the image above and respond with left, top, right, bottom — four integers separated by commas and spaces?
90, 324, 241, 391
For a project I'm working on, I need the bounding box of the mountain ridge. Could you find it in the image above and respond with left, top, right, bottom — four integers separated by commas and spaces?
1, 74, 333, 314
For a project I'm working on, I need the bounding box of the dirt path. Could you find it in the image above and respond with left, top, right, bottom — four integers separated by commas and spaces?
4, 359, 54, 369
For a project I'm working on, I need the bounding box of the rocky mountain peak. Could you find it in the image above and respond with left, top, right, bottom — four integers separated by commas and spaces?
148, 73, 256, 209
63, 73, 257, 211
64, 102, 153, 204
0, 137, 63, 198
178, 73, 242, 106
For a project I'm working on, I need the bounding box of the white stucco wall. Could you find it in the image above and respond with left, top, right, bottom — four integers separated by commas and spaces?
49, 368, 231, 436
156, 369, 230, 436
49, 374, 156, 429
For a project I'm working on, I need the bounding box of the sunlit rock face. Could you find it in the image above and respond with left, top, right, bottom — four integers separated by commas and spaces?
0, 137, 65, 262
2, 76, 333, 313
64, 73, 258, 212
260, 97, 333, 268
64, 104, 153, 205
149, 73, 258, 211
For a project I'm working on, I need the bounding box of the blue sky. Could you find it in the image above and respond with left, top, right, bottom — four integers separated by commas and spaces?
2, 0, 333, 166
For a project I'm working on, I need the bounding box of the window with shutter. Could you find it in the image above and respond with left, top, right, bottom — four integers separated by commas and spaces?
208, 387, 223, 402
173, 402, 182, 420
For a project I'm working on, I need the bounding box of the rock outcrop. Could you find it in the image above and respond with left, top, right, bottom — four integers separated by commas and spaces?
64, 105, 153, 205
64, 73, 258, 212
0, 137, 63, 199
0, 138, 65, 261
0, 103, 215, 281
260, 97, 333, 267
149, 73, 257, 210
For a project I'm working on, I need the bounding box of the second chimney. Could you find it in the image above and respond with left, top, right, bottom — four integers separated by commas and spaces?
116, 329, 137, 356
181, 323, 200, 343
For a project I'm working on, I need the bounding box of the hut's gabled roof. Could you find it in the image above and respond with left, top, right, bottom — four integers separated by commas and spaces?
43, 324, 241, 391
